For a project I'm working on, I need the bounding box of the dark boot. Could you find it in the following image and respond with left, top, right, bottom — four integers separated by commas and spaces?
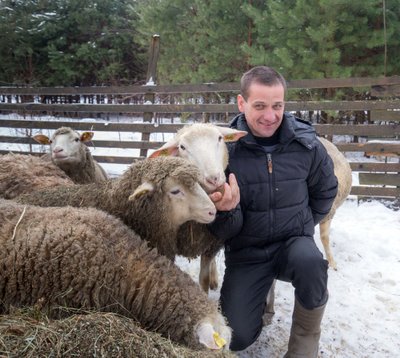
284, 298, 326, 358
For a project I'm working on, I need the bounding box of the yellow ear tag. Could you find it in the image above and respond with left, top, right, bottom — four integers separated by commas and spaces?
159, 149, 170, 156
224, 134, 235, 142
213, 332, 226, 348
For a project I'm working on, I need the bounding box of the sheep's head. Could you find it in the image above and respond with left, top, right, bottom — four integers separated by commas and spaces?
149, 123, 247, 194
128, 156, 216, 227
33, 127, 93, 168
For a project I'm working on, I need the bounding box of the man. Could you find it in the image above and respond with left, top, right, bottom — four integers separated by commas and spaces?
208, 66, 338, 356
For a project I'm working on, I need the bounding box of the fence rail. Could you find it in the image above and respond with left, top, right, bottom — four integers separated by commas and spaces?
1, 76, 400, 199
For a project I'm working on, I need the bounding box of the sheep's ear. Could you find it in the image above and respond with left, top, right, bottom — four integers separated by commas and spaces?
33, 134, 51, 145
217, 127, 247, 142
128, 182, 155, 201
148, 140, 179, 158
80, 132, 94, 142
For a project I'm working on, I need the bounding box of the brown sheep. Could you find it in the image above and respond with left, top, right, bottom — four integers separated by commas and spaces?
17, 156, 217, 261
0, 199, 231, 350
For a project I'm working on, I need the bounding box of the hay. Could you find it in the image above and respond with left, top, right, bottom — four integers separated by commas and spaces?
0, 308, 236, 358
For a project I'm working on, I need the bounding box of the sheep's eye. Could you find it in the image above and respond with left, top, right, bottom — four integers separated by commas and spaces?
218, 135, 223, 142
170, 189, 181, 195
74, 138, 80, 142
179, 144, 186, 150
49, 140, 53, 144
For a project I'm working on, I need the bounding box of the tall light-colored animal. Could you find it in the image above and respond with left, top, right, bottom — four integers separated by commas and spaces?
33, 126, 108, 184
317, 137, 352, 269
17, 156, 217, 261
0, 153, 74, 199
149, 123, 247, 291
0, 199, 231, 350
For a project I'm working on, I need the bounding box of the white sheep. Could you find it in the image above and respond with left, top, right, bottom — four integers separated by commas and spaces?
33, 126, 108, 184
0, 153, 74, 199
317, 137, 353, 269
17, 156, 218, 262
0, 198, 231, 350
149, 123, 247, 291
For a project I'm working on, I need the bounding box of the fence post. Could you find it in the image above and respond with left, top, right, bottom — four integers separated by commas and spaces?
140, 34, 160, 157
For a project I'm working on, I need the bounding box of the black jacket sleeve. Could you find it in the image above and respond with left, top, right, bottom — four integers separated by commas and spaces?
307, 141, 339, 225
207, 204, 243, 242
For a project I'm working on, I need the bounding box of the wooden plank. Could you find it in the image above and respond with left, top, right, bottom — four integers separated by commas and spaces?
335, 142, 400, 154
350, 162, 400, 172
1, 99, 400, 113
350, 186, 400, 197
0, 136, 165, 150
0, 120, 185, 133
371, 84, 400, 97
314, 124, 400, 136
1, 76, 400, 96
359, 173, 400, 186
370, 110, 400, 122
1, 120, 399, 137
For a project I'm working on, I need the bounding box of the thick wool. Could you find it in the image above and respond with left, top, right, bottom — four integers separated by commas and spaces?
17, 156, 204, 260
0, 199, 229, 350
0, 153, 74, 199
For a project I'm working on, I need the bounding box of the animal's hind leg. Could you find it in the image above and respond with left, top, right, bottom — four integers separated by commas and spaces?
199, 254, 217, 293
263, 279, 276, 326
320, 219, 337, 270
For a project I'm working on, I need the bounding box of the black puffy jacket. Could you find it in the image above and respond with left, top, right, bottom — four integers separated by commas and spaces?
208, 112, 338, 252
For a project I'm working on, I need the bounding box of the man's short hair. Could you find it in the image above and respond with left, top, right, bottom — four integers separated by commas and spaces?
240, 66, 287, 100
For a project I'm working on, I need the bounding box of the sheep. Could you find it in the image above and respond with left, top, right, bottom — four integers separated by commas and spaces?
149, 123, 247, 291
0, 153, 74, 199
0, 199, 231, 351
16, 156, 217, 261
317, 137, 353, 270
33, 126, 108, 184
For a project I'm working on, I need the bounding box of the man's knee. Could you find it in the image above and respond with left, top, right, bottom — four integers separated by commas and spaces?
229, 324, 262, 351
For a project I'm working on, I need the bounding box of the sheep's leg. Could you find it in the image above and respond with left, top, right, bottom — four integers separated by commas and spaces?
199, 254, 219, 293
319, 219, 337, 270
208, 257, 219, 290
262, 279, 276, 326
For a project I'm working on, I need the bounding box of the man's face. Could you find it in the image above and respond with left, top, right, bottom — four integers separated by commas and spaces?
237, 82, 285, 137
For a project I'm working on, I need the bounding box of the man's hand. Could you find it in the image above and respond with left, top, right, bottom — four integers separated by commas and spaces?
209, 173, 240, 211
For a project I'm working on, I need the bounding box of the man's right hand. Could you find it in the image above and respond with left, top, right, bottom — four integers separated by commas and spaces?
209, 173, 240, 212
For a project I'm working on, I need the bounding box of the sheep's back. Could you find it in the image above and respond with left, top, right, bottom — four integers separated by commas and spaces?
0, 153, 73, 199
0, 200, 142, 314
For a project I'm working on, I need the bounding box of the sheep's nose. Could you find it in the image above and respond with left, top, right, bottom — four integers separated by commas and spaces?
205, 175, 220, 187
53, 146, 63, 153
208, 207, 216, 217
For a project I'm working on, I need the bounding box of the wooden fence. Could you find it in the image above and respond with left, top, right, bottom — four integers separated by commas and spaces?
1, 76, 400, 199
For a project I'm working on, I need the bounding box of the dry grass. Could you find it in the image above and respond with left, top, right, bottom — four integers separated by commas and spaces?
0, 307, 236, 358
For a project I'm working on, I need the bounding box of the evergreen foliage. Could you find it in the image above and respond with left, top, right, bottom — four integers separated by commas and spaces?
0, 0, 399, 86
0, 0, 146, 86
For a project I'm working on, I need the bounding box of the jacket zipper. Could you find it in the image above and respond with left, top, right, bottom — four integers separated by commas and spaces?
267, 153, 274, 238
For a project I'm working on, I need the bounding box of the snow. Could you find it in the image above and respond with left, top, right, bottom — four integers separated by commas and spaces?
1, 114, 399, 356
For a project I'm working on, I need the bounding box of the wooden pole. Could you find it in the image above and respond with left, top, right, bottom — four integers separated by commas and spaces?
141, 35, 160, 157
